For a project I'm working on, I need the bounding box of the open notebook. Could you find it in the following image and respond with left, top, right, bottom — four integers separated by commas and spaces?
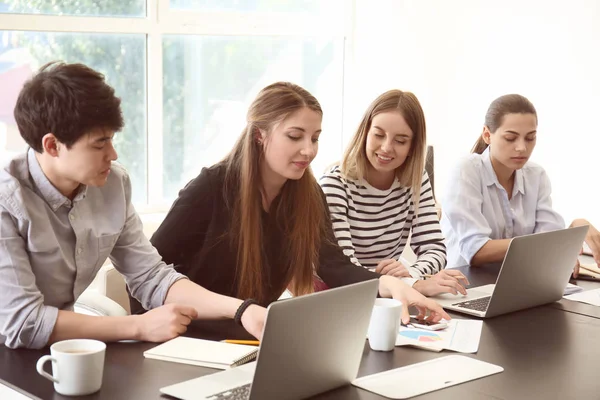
143, 337, 258, 370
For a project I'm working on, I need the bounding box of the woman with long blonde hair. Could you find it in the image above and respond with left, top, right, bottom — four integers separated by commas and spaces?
146, 82, 448, 328
321, 89, 468, 297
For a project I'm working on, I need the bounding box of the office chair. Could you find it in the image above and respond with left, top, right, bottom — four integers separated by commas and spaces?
425, 145, 435, 200
75, 291, 128, 317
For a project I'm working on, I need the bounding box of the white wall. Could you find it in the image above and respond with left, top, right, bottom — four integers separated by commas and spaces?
348, 0, 600, 225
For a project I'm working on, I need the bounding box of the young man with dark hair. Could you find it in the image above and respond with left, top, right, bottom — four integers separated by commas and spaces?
0, 61, 266, 349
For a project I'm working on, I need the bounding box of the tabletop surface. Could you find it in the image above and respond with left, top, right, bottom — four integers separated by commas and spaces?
2, 264, 599, 400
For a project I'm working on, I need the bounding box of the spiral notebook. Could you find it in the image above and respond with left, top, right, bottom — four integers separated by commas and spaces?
143, 337, 258, 370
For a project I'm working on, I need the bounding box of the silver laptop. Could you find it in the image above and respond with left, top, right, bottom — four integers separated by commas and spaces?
160, 279, 379, 400
433, 226, 589, 318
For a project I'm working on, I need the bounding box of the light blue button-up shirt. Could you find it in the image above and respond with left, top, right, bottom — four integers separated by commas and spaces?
0, 149, 186, 349
440, 147, 565, 268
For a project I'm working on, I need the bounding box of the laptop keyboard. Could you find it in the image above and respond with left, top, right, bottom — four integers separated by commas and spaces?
207, 384, 251, 400
452, 296, 491, 312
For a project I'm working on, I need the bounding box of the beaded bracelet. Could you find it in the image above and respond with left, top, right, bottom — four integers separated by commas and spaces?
234, 299, 258, 326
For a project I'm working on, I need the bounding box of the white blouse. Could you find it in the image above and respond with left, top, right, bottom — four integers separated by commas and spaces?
440, 147, 565, 267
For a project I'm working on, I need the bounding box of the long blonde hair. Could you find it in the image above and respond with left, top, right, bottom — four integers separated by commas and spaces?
341, 89, 427, 207
224, 82, 330, 304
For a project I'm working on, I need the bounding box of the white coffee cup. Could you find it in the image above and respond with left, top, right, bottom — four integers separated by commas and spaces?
367, 298, 402, 351
36, 339, 106, 396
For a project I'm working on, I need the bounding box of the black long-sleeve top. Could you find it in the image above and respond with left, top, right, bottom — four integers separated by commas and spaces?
150, 163, 379, 306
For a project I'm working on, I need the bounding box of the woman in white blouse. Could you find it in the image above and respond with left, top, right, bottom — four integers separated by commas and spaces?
441, 94, 600, 273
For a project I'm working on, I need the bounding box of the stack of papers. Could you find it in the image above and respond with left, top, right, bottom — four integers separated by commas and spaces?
564, 288, 600, 307
395, 319, 483, 353
564, 283, 584, 296
579, 263, 600, 279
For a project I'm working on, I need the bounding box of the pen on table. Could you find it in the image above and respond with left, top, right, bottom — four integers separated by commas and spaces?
223, 340, 260, 346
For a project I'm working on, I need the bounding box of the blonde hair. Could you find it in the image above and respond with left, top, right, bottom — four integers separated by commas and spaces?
223, 82, 329, 303
341, 89, 427, 207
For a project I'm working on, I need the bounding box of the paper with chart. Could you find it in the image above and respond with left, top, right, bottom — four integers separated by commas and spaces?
395, 319, 483, 353
564, 288, 600, 306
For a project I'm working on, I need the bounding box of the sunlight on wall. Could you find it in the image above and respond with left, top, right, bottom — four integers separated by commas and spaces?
350, 0, 600, 225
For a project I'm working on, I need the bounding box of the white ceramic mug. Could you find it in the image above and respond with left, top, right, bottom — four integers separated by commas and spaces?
36, 339, 106, 396
367, 298, 403, 351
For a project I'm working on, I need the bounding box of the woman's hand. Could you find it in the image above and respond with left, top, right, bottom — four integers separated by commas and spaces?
240, 304, 267, 340
413, 270, 469, 296
570, 219, 600, 271
378, 275, 450, 324
375, 258, 412, 278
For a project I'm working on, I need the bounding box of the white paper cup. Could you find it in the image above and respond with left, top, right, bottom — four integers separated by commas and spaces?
367, 298, 402, 351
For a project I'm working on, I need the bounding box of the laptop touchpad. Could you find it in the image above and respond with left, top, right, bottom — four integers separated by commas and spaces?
160, 362, 256, 399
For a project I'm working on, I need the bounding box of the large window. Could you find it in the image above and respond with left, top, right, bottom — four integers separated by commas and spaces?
0, 31, 147, 200
170, 0, 325, 14
162, 35, 343, 201
0, 0, 146, 17
0, 0, 349, 209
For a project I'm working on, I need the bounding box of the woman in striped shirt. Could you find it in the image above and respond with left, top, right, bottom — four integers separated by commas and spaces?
320, 90, 468, 296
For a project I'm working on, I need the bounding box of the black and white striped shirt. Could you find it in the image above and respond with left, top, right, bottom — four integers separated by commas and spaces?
320, 166, 446, 279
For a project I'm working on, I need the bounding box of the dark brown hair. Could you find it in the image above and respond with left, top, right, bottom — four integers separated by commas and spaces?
224, 82, 329, 304
472, 94, 537, 154
13, 61, 123, 152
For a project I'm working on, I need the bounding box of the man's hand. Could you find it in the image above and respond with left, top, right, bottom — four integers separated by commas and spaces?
375, 258, 411, 278
240, 304, 267, 340
413, 270, 469, 296
134, 303, 198, 342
